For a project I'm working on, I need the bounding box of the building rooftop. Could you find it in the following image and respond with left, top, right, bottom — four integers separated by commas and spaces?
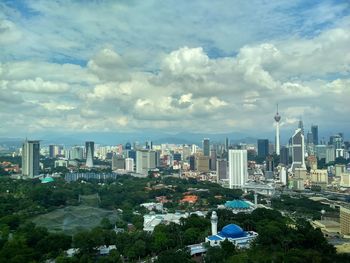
220, 224, 246, 238
224, 200, 250, 209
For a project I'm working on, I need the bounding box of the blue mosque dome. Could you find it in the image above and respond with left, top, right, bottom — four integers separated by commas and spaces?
220, 224, 246, 238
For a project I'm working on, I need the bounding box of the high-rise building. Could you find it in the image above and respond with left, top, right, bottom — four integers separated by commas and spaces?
210, 149, 217, 170
195, 155, 210, 173
274, 105, 281, 155
298, 119, 304, 135
228, 149, 248, 188
326, 145, 335, 164
22, 140, 40, 178
306, 131, 313, 145
112, 154, 125, 170
216, 159, 227, 181
225, 137, 229, 152
315, 145, 327, 160
125, 158, 134, 172
49, 145, 60, 158
291, 128, 305, 171
340, 205, 350, 235
280, 146, 289, 166
136, 150, 157, 175
257, 139, 269, 159
70, 146, 84, 160
85, 141, 94, 168
203, 138, 210, 157
311, 125, 318, 145
189, 155, 195, 170
330, 134, 343, 149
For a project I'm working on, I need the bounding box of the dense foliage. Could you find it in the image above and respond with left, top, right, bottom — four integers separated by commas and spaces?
0, 176, 348, 262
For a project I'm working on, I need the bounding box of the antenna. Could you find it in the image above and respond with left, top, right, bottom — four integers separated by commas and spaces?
276, 103, 279, 114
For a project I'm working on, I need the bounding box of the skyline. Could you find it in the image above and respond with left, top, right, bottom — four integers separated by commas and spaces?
1, 0, 350, 136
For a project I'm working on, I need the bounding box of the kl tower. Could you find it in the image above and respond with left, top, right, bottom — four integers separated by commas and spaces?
274, 104, 281, 156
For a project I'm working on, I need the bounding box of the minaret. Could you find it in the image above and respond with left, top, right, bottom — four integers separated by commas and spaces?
211, 211, 218, 235
274, 104, 281, 156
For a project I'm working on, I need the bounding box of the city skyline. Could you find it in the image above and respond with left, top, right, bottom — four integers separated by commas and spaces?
0, 1, 349, 136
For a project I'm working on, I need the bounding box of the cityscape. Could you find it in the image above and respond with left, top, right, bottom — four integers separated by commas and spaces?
1, 0, 350, 262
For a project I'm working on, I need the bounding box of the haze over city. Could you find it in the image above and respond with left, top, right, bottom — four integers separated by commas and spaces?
1, 0, 349, 139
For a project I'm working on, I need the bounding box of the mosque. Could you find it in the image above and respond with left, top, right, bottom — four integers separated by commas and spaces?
205, 211, 258, 249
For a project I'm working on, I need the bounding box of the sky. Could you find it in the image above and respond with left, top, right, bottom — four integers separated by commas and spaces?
0, 0, 349, 139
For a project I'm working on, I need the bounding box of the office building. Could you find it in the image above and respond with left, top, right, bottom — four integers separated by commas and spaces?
257, 139, 269, 159
210, 149, 217, 170
216, 159, 227, 181
326, 145, 335, 164
280, 146, 289, 166
85, 141, 94, 168
298, 119, 304, 135
128, 150, 137, 163
311, 125, 318, 145
340, 206, 350, 235
112, 154, 125, 170
340, 172, 350, 188
315, 145, 327, 160
196, 155, 210, 173
125, 158, 134, 172
291, 128, 305, 171
274, 105, 281, 155
203, 138, 210, 157
189, 156, 195, 170
69, 146, 84, 160
335, 164, 346, 177
228, 149, 248, 188
22, 139, 40, 178
49, 145, 60, 158
136, 150, 157, 175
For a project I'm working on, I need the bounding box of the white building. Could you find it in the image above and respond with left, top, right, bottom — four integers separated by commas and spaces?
125, 158, 134, 172
22, 139, 40, 178
136, 150, 157, 175
228, 149, 248, 189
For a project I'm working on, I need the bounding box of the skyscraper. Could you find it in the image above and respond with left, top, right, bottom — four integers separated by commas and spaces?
216, 159, 227, 181
125, 158, 134, 172
228, 149, 248, 189
311, 125, 318, 145
136, 150, 157, 175
291, 128, 305, 171
22, 139, 40, 178
203, 138, 210, 157
257, 139, 269, 159
210, 149, 217, 170
274, 105, 281, 155
85, 141, 94, 168
298, 119, 304, 135
280, 146, 289, 166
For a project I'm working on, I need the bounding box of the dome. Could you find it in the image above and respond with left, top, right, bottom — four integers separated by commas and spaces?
274, 113, 281, 122
125, 142, 132, 150
220, 224, 246, 238
41, 177, 54, 183
224, 200, 250, 209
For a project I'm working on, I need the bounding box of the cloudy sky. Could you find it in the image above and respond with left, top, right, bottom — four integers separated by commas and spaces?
0, 0, 349, 139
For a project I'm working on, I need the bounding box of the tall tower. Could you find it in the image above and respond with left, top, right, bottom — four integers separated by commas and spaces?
203, 138, 210, 157
85, 141, 94, 168
291, 128, 306, 171
274, 104, 281, 156
228, 149, 248, 189
211, 211, 218, 235
22, 139, 40, 178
